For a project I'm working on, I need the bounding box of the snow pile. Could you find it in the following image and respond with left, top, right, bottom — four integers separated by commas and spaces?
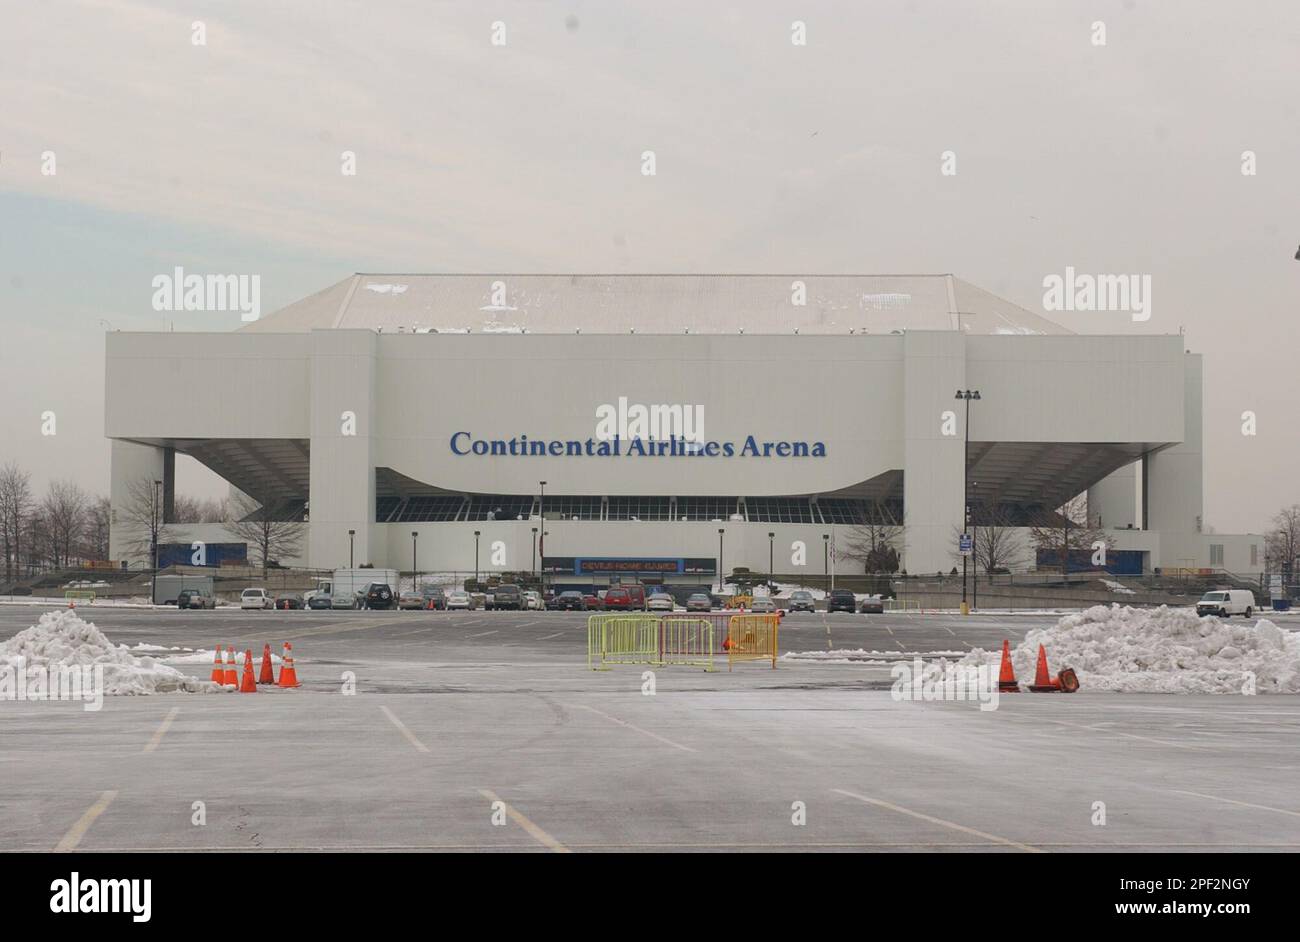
0, 609, 215, 695
162, 648, 281, 666
1100, 579, 1136, 595
960, 605, 1300, 694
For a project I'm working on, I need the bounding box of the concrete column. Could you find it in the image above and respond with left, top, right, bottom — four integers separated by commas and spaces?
108, 439, 166, 566
308, 330, 377, 569
1146, 354, 1203, 567
902, 332, 967, 574
1088, 462, 1137, 530
162, 446, 176, 524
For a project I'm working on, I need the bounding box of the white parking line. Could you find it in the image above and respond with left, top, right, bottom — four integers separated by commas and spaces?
570, 704, 696, 753
467, 629, 499, 638
1173, 789, 1300, 819
380, 706, 430, 753
538, 631, 567, 640
55, 790, 118, 851
832, 788, 1044, 853
143, 706, 180, 754
476, 788, 570, 852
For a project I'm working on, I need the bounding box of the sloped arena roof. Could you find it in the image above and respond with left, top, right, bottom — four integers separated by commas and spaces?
240, 274, 1070, 336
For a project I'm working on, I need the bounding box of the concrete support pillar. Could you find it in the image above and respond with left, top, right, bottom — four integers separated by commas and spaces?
1145, 354, 1203, 567
1088, 461, 1137, 530
162, 446, 176, 524
308, 330, 377, 570
902, 332, 967, 574
108, 439, 166, 566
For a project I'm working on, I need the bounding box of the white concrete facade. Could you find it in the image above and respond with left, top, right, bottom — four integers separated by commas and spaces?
104, 275, 1262, 580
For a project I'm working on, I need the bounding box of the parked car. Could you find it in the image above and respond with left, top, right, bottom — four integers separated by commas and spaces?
363, 583, 395, 610
398, 590, 425, 610
1196, 589, 1256, 618
647, 592, 675, 612
582, 592, 603, 611
446, 589, 473, 610
491, 584, 523, 611
240, 588, 273, 610
602, 587, 633, 611
750, 597, 777, 613
177, 588, 216, 610
686, 592, 712, 612
330, 591, 357, 610
421, 586, 447, 610
307, 594, 333, 610
624, 584, 647, 610
522, 590, 543, 611
827, 589, 858, 614
859, 595, 885, 615
556, 591, 587, 611
275, 593, 303, 610
787, 590, 815, 613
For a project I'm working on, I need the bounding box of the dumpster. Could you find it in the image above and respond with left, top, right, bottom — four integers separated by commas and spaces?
1272, 599, 1291, 612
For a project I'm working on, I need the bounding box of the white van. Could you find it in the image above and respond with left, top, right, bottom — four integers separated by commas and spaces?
240, 588, 274, 610
1196, 590, 1256, 618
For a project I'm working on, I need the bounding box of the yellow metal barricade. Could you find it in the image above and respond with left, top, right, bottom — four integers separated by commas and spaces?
587, 614, 713, 671
725, 613, 779, 670
885, 598, 921, 613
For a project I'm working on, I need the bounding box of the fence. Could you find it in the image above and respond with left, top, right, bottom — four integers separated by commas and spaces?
724, 614, 779, 670
884, 598, 921, 613
587, 614, 714, 671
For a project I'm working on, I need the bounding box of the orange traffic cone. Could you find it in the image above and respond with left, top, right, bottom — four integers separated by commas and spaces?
209, 646, 225, 683
1028, 644, 1059, 692
258, 643, 275, 684
222, 646, 239, 686
276, 641, 301, 688
997, 639, 1020, 693
239, 650, 258, 693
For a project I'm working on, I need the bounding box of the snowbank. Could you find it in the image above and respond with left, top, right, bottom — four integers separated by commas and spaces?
0, 609, 216, 695
960, 604, 1300, 694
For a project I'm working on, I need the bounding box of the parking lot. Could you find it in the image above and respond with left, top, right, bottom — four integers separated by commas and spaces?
4, 605, 1300, 852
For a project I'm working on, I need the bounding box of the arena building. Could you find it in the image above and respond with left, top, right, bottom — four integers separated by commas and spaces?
105, 274, 1261, 583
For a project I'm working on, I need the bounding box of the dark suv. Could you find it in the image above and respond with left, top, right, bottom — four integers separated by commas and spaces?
491, 584, 523, 610
827, 589, 858, 614
556, 591, 587, 611
363, 583, 395, 610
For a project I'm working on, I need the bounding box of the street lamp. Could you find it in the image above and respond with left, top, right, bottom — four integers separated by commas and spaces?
718, 528, 725, 595
538, 481, 547, 590
955, 389, 981, 614
348, 529, 355, 568
971, 482, 978, 611
768, 532, 775, 589
823, 533, 829, 593
531, 526, 539, 578
474, 530, 481, 585
411, 531, 419, 591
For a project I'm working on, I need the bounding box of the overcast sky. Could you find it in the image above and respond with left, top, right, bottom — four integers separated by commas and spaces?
1, 0, 1297, 533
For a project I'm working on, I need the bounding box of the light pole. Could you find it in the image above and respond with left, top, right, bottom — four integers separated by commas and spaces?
348, 529, 355, 568
955, 389, 981, 614
768, 532, 775, 589
971, 482, 978, 611
538, 481, 547, 591
474, 530, 481, 585
718, 528, 725, 595
822, 533, 829, 595
412, 531, 419, 591
531, 526, 538, 579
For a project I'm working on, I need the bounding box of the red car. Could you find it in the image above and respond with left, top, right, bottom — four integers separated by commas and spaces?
602, 587, 632, 610
583, 592, 603, 611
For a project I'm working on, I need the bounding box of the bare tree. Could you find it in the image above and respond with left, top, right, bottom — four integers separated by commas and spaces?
40, 479, 88, 569
116, 477, 182, 568
953, 503, 1027, 573
83, 496, 111, 561
839, 500, 905, 573
225, 492, 304, 574
1265, 505, 1300, 587
1029, 494, 1105, 574
0, 462, 33, 580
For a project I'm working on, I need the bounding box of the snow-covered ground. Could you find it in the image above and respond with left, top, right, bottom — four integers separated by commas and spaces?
959, 604, 1300, 694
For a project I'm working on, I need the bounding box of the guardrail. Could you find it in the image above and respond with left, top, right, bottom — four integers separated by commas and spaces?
724, 613, 779, 670
587, 614, 714, 671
